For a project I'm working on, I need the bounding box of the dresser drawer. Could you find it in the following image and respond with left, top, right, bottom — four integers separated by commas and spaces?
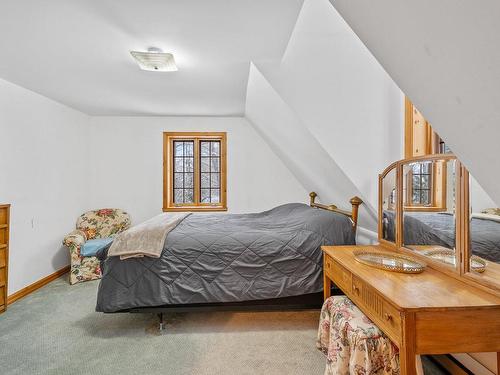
327, 258, 351, 292
0, 227, 6, 245
0, 208, 7, 225
0, 247, 5, 268
351, 275, 402, 344
0, 286, 4, 306
0, 269, 5, 286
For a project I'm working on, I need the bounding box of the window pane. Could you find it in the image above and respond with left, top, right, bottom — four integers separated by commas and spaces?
201, 157, 210, 172
174, 158, 184, 172
421, 162, 430, 173
185, 142, 194, 156
201, 141, 210, 156
201, 173, 210, 188
174, 142, 184, 157
210, 157, 220, 172
184, 189, 194, 203
211, 173, 220, 188
421, 175, 429, 189
184, 173, 193, 189
211, 141, 220, 156
184, 157, 194, 173
412, 163, 420, 173
174, 173, 184, 189
201, 188, 210, 203
412, 190, 420, 204
211, 189, 220, 203
174, 189, 184, 203
421, 190, 430, 205
412, 175, 420, 188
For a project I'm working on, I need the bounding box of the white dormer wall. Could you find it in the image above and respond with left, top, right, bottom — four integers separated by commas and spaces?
245, 63, 375, 231
329, 0, 500, 208
245, 0, 404, 236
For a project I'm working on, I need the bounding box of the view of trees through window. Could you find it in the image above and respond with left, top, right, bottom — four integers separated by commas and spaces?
411, 162, 432, 205
173, 140, 195, 204
165, 132, 226, 212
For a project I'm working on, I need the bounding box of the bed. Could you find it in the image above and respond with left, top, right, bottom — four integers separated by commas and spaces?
383, 210, 500, 263
95, 193, 362, 314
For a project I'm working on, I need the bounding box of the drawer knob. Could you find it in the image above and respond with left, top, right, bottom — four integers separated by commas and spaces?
353, 285, 360, 294
384, 313, 393, 322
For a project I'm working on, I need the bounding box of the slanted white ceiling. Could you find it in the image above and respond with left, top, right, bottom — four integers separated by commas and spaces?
330, 0, 500, 206
0, 0, 303, 116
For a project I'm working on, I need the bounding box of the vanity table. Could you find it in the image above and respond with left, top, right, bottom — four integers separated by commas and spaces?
323, 245, 500, 375
322, 155, 500, 375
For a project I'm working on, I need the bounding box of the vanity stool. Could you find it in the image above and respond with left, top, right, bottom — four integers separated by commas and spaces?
317, 295, 400, 375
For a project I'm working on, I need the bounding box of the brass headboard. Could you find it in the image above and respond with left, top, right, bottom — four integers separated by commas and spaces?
309, 192, 363, 230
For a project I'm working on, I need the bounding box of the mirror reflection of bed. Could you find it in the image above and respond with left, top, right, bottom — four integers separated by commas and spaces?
468, 174, 500, 284
381, 157, 500, 279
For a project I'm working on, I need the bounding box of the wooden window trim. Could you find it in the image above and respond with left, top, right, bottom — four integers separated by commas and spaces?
404, 97, 447, 211
163, 132, 227, 212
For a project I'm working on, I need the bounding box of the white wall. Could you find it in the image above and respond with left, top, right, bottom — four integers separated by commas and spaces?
259, 0, 404, 213
0, 78, 89, 294
245, 63, 377, 232
330, 0, 500, 209
88, 116, 307, 224
470, 176, 496, 213
245, 0, 403, 234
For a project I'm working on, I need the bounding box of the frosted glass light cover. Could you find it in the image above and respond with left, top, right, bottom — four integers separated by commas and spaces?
130, 50, 178, 72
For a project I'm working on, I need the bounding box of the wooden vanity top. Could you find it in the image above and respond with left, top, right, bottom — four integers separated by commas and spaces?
323, 245, 500, 311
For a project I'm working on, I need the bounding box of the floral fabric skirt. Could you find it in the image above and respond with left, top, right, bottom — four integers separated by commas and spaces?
316, 296, 400, 375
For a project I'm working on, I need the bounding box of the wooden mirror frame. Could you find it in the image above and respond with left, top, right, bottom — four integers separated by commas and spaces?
378, 154, 499, 297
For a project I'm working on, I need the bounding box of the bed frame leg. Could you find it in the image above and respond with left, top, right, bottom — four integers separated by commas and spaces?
158, 313, 165, 331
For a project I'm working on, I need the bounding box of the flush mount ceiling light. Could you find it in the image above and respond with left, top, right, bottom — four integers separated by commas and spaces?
130, 47, 178, 72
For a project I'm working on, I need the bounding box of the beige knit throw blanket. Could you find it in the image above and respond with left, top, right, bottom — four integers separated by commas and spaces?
108, 212, 190, 260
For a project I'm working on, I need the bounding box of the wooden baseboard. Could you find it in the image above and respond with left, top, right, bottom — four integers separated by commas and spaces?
7, 265, 70, 305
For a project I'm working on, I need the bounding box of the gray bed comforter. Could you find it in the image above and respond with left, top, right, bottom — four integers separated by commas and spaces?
383, 210, 500, 262
96, 203, 355, 312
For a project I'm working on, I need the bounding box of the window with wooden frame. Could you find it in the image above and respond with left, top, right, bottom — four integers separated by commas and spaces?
404, 97, 449, 211
163, 132, 227, 212
408, 162, 432, 206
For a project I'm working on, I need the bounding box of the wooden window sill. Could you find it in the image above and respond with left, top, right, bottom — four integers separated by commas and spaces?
404, 206, 446, 212
163, 206, 228, 212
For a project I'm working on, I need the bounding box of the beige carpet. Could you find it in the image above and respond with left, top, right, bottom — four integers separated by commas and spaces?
0, 276, 325, 375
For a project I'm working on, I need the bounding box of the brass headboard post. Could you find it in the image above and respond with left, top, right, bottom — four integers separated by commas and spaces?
309, 192, 363, 230
349, 196, 363, 229
309, 192, 317, 206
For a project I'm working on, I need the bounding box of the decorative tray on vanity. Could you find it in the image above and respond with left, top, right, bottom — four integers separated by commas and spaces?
353, 250, 426, 274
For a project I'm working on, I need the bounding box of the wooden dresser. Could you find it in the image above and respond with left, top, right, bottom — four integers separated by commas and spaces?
323, 245, 500, 375
0, 204, 10, 313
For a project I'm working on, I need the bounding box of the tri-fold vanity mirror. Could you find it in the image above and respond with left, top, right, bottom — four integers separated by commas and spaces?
379, 154, 500, 295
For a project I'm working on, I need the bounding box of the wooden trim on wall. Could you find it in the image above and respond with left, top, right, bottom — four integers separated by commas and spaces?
163, 132, 227, 212
7, 265, 70, 305
404, 97, 414, 158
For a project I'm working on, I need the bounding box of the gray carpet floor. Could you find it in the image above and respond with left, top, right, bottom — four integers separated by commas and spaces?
0, 276, 326, 375
0, 276, 446, 375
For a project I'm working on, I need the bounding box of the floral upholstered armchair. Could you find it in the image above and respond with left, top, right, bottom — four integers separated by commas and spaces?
63, 209, 131, 285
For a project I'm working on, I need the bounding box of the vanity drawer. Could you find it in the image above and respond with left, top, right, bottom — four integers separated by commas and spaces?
324, 254, 334, 278
328, 258, 351, 292
351, 275, 402, 344
382, 299, 402, 338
